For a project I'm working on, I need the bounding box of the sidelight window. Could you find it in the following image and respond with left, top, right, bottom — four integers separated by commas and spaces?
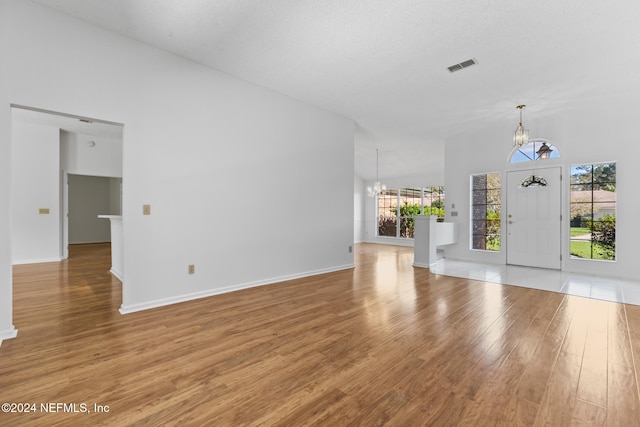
570, 162, 616, 261
471, 173, 501, 251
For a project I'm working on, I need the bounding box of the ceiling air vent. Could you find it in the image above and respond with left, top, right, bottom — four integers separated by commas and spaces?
448, 58, 477, 72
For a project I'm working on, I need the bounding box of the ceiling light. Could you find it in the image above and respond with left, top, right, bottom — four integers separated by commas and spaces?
367, 149, 386, 198
513, 105, 529, 147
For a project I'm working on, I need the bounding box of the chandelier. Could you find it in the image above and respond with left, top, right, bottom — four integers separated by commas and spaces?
367, 149, 386, 198
513, 105, 529, 147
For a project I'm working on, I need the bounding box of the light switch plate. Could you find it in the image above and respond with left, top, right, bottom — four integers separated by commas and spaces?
143, 204, 151, 215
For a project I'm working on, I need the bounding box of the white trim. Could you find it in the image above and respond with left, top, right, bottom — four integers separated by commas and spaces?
109, 268, 124, 282
12, 257, 62, 265
0, 326, 18, 346
119, 263, 355, 314
412, 261, 435, 269
366, 237, 414, 247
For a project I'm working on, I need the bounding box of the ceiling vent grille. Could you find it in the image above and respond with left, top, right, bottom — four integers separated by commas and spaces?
448, 58, 477, 72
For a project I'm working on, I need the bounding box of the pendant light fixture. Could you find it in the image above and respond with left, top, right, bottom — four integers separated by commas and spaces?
513, 105, 529, 147
367, 149, 386, 198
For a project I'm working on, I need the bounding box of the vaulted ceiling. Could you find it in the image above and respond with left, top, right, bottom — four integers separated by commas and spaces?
31, 0, 640, 181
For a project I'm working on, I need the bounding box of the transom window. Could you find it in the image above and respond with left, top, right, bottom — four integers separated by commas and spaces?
510, 140, 560, 163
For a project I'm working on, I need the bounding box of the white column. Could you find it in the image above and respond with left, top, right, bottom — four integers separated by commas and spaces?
413, 215, 438, 269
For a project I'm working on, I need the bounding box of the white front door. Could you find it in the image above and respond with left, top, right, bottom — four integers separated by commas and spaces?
506, 167, 562, 269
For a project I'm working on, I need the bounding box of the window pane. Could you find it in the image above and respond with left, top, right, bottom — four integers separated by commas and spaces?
400, 217, 414, 238
486, 189, 501, 204
423, 186, 445, 219
377, 190, 397, 219
378, 216, 397, 237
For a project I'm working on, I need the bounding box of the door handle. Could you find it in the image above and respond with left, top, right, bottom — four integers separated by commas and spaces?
508, 221, 514, 224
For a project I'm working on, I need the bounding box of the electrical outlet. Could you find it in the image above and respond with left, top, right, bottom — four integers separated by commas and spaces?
38, 208, 50, 214
348, 245, 353, 253
188, 264, 195, 275
143, 204, 151, 215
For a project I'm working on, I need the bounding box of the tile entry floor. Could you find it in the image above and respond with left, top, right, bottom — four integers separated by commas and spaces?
431, 258, 640, 306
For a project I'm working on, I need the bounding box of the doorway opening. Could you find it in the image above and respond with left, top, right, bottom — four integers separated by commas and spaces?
10, 105, 124, 326
11, 105, 123, 264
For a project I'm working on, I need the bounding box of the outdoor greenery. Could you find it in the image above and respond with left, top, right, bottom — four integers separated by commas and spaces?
570, 227, 590, 237
378, 217, 397, 237
589, 214, 616, 259
569, 214, 616, 260
570, 241, 612, 260
486, 209, 501, 250
389, 202, 445, 238
570, 163, 616, 189
390, 202, 445, 218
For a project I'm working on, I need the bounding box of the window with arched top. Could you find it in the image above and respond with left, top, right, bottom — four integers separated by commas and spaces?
509, 139, 560, 163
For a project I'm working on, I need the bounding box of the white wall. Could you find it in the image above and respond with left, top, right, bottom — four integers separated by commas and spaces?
60, 130, 123, 178
0, 0, 354, 332
443, 103, 640, 279
10, 121, 61, 264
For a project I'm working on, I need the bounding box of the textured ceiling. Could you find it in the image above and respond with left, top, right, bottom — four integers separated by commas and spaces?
30, 0, 640, 181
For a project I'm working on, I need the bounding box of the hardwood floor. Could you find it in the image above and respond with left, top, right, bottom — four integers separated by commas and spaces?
2, 243, 640, 426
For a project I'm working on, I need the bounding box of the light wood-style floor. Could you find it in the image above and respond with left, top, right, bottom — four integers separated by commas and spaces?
2, 243, 640, 426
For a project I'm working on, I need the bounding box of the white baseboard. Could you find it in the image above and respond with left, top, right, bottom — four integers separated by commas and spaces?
119, 263, 355, 314
110, 268, 124, 282
12, 257, 62, 265
412, 262, 435, 269
0, 326, 18, 346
